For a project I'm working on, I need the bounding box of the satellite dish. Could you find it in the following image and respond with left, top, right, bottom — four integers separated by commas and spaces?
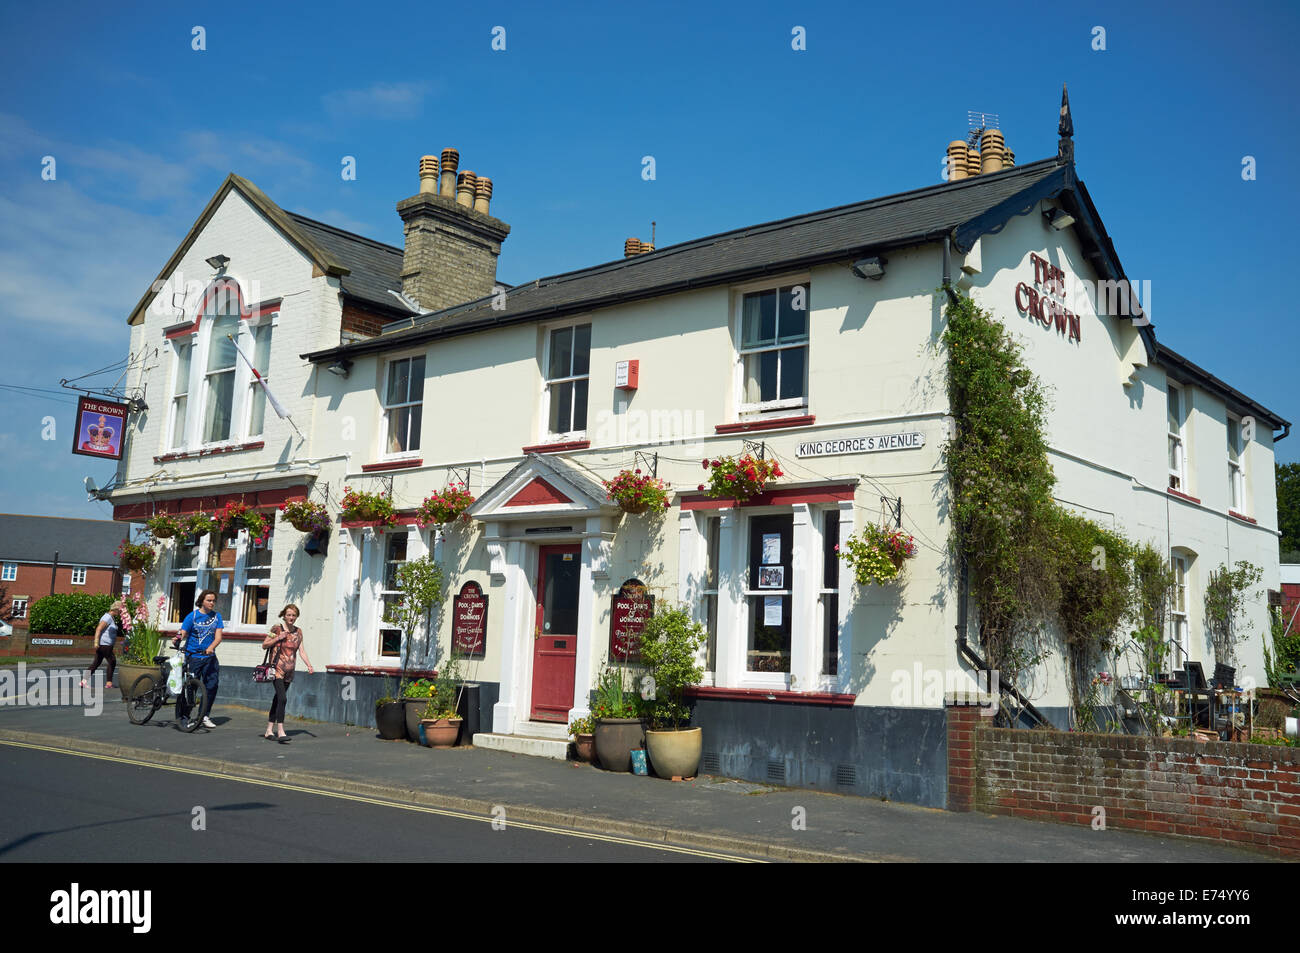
84, 477, 98, 494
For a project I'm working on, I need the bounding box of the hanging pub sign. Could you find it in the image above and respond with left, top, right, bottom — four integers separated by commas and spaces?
452, 581, 488, 658
610, 579, 654, 662
71, 396, 128, 461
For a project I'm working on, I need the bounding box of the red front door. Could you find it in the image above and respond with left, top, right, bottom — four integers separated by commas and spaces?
531, 545, 581, 721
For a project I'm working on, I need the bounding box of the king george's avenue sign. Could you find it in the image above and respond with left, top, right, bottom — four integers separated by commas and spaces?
796, 432, 924, 458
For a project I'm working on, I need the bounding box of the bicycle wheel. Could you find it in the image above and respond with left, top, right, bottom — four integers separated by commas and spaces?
177, 678, 207, 733
127, 674, 160, 725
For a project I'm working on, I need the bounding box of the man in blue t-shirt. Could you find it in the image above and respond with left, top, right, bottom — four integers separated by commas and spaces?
174, 589, 223, 728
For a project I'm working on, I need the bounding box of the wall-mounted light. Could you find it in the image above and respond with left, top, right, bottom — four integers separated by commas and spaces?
326, 359, 353, 378
205, 254, 230, 269
1043, 208, 1075, 230
851, 256, 887, 280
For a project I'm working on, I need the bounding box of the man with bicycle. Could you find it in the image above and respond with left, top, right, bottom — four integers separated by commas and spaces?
174, 589, 223, 729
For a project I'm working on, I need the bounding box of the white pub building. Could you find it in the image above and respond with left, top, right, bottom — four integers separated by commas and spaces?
108, 96, 1288, 807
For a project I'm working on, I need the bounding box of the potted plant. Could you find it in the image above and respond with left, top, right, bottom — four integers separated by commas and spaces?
568, 714, 596, 762
341, 485, 398, 527
401, 677, 435, 743
216, 500, 269, 542
418, 652, 465, 747
279, 499, 331, 535
697, 453, 782, 504
837, 523, 917, 585
182, 511, 218, 547
117, 596, 166, 700
416, 483, 476, 526
380, 555, 446, 740
639, 605, 706, 779
591, 662, 646, 772
144, 514, 182, 539
374, 678, 405, 740
603, 469, 671, 515
115, 538, 156, 574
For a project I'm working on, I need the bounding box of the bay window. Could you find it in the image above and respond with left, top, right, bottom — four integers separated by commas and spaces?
544, 324, 591, 438
745, 514, 793, 673
1227, 414, 1245, 512
169, 340, 192, 450
821, 509, 840, 677
378, 531, 408, 657
202, 308, 240, 444
1171, 552, 1190, 665
1167, 384, 1185, 491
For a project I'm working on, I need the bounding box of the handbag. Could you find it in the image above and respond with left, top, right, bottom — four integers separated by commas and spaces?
253, 638, 279, 683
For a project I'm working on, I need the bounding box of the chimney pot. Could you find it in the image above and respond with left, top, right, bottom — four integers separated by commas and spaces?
474, 176, 493, 214
980, 130, 1005, 174
439, 148, 460, 197
456, 170, 477, 208
947, 140, 969, 181
624, 237, 642, 258
419, 155, 439, 193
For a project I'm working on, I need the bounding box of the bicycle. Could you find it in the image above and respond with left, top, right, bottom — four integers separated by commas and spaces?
126, 651, 208, 732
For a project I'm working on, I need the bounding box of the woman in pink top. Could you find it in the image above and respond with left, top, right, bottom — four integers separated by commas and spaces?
262, 604, 314, 743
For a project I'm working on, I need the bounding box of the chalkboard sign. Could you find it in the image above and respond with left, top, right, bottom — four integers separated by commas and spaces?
609, 579, 653, 662
452, 581, 488, 658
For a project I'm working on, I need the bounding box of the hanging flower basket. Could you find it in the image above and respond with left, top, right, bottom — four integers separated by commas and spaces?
116, 538, 156, 574
280, 499, 331, 534
416, 483, 476, 526
145, 514, 182, 539
341, 486, 398, 527
183, 511, 218, 538
216, 500, 269, 540
604, 469, 671, 515
697, 454, 782, 504
837, 523, 917, 586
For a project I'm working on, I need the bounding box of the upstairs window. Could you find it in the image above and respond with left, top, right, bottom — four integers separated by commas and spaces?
545, 324, 591, 438
383, 356, 424, 455
1167, 384, 1186, 491
1, 563, 15, 582
1227, 414, 1245, 512
70, 566, 87, 586
739, 284, 808, 413
245, 322, 274, 438
170, 340, 193, 450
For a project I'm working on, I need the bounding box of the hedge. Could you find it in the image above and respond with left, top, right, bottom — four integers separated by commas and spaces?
27, 593, 116, 636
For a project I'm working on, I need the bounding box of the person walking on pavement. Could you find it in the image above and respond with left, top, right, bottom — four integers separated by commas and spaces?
174, 589, 223, 729
83, 600, 126, 689
262, 604, 313, 743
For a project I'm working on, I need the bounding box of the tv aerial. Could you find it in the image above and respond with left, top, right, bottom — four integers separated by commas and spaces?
967, 110, 1000, 148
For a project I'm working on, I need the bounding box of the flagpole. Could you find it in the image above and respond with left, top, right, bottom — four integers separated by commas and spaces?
227, 334, 304, 439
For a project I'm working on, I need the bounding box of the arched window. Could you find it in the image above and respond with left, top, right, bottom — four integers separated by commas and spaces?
201, 282, 241, 444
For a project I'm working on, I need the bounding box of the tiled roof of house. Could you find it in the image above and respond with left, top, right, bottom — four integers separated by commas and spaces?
0, 514, 129, 566
286, 213, 408, 314
306, 157, 1066, 360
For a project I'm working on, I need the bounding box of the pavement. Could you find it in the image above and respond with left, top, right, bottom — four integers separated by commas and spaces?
0, 667, 1276, 862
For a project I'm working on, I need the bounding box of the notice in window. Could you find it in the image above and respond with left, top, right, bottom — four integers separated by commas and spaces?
758, 566, 784, 589
761, 533, 781, 565
218, 576, 229, 594
764, 595, 783, 626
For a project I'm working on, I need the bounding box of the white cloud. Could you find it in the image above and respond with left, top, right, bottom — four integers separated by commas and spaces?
322, 81, 438, 120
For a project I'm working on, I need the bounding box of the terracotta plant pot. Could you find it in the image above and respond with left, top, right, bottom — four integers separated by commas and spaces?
573, 732, 595, 762
422, 717, 463, 748
593, 717, 646, 772
375, 701, 406, 740
645, 726, 703, 779
619, 502, 651, 515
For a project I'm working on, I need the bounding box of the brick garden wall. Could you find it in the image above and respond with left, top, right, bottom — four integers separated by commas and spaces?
947, 702, 1300, 857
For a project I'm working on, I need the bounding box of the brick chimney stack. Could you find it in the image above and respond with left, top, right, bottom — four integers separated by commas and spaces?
397, 148, 510, 313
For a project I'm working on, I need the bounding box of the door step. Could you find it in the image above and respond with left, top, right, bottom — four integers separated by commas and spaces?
473, 733, 571, 760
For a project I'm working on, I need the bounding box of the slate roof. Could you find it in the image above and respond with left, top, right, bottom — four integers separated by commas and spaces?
285, 213, 408, 314
305, 157, 1066, 361
0, 515, 130, 566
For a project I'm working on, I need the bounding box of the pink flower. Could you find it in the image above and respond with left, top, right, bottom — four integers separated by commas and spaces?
702, 459, 710, 469
697, 484, 705, 491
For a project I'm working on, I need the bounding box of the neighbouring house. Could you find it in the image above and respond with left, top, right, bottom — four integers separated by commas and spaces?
0, 514, 136, 633
106, 96, 1288, 808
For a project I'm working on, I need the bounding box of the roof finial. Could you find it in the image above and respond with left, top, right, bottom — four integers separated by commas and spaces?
1057, 83, 1074, 163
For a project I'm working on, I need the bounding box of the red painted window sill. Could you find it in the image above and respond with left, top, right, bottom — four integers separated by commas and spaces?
685, 686, 856, 707
154, 441, 265, 464
361, 458, 423, 473
715, 414, 815, 435
1228, 510, 1257, 524
1167, 488, 1201, 505
522, 440, 591, 455
327, 664, 439, 678
680, 483, 855, 510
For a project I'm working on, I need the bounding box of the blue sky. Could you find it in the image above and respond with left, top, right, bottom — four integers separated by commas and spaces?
1, 0, 1297, 520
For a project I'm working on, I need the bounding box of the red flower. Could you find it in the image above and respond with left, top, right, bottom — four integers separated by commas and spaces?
702, 459, 710, 469
697, 484, 705, 491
